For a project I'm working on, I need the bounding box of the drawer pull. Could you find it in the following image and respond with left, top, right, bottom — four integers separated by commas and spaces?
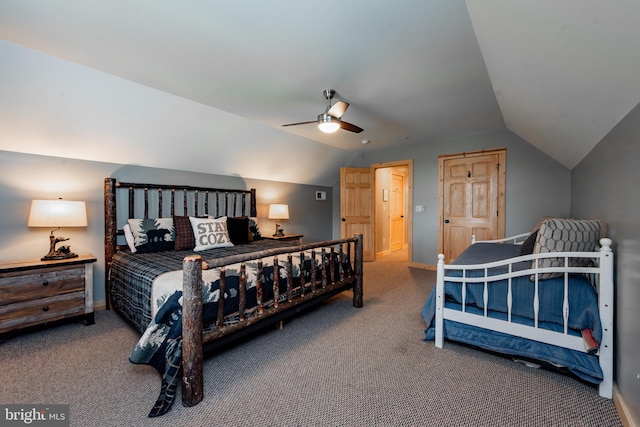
42, 306, 49, 312
42, 281, 49, 286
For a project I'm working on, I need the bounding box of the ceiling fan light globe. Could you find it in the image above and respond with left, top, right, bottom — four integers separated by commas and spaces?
318, 122, 340, 133
318, 114, 340, 133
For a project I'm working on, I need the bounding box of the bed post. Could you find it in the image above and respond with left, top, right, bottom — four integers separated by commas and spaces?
353, 233, 364, 308
104, 178, 117, 310
182, 255, 204, 407
435, 254, 446, 348
597, 238, 614, 399
249, 188, 257, 217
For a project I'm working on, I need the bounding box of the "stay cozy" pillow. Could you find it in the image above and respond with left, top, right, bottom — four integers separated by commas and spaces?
188, 216, 234, 251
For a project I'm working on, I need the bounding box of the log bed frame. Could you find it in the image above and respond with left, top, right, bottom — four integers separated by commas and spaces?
104, 178, 363, 408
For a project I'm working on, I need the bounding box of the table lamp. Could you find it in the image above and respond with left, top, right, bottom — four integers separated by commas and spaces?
268, 204, 289, 237
28, 199, 88, 260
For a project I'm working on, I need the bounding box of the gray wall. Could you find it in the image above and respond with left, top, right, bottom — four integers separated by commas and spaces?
335, 129, 571, 266
571, 103, 640, 422
0, 151, 333, 307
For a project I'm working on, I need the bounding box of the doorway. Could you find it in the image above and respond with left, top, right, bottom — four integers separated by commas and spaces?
340, 160, 413, 263
373, 160, 413, 261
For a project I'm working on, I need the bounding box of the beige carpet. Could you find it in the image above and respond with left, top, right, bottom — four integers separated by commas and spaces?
0, 248, 622, 426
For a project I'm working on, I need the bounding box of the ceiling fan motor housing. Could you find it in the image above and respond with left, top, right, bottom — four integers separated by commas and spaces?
318, 113, 337, 123
323, 89, 336, 100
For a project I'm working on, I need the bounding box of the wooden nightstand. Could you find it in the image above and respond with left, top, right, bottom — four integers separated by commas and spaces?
263, 234, 303, 244
0, 254, 97, 336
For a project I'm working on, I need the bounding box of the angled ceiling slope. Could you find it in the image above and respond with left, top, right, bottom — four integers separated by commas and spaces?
467, 0, 640, 169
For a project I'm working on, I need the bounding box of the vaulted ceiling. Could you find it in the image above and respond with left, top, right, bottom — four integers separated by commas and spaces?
1, 0, 639, 183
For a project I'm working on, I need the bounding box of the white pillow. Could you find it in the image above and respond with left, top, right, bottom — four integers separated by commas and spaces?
189, 216, 234, 251
123, 223, 137, 253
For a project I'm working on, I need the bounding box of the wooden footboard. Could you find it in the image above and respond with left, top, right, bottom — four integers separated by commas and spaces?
181, 234, 363, 407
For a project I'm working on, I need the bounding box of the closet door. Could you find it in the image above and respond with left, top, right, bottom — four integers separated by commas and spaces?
439, 149, 505, 262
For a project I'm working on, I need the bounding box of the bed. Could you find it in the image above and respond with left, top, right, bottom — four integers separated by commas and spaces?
421, 218, 613, 399
104, 178, 363, 417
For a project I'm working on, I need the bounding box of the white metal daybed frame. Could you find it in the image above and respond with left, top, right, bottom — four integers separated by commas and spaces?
434, 234, 614, 399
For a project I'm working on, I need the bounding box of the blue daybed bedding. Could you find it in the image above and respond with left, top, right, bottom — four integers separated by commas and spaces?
421, 243, 604, 384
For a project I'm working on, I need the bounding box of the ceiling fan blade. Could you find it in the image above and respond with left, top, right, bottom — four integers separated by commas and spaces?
340, 121, 364, 133
282, 120, 318, 127
327, 101, 349, 118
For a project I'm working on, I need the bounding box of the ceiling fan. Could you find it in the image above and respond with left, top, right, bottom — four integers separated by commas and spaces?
282, 89, 363, 134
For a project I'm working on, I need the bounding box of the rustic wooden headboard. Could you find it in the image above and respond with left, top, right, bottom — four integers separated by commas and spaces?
103, 177, 257, 307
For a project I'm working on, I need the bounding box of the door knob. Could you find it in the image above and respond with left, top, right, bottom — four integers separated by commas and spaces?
444, 219, 450, 223
341, 218, 346, 222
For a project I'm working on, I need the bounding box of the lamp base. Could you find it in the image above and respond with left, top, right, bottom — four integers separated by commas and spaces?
43, 232, 77, 261
273, 224, 285, 237
42, 251, 78, 261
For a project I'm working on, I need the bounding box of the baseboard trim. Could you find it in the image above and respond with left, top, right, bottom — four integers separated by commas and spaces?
408, 262, 436, 271
615, 385, 638, 427
376, 250, 391, 259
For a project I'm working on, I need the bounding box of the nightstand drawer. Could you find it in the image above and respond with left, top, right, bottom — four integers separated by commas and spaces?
0, 265, 85, 306
0, 291, 86, 333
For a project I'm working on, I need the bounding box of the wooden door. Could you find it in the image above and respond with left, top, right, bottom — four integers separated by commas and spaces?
439, 149, 505, 262
390, 172, 404, 252
340, 168, 374, 261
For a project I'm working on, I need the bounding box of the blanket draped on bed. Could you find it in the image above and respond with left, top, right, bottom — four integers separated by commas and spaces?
128, 251, 346, 417
129, 264, 281, 417
130, 290, 185, 417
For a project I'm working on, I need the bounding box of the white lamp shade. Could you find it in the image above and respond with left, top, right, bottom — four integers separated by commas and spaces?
268, 204, 290, 220
28, 200, 88, 227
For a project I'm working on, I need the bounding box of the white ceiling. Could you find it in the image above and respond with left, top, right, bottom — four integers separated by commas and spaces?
0, 0, 639, 173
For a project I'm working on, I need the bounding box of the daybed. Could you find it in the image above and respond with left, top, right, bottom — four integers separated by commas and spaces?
422, 218, 613, 399
104, 178, 363, 417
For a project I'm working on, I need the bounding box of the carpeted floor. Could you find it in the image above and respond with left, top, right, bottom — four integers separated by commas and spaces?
0, 248, 622, 426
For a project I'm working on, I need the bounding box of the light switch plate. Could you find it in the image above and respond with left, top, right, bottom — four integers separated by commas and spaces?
316, 191, 327, 200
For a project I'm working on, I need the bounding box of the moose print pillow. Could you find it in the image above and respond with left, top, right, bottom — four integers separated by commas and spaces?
127, 218, 176, 253
189, 216, 234, 251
